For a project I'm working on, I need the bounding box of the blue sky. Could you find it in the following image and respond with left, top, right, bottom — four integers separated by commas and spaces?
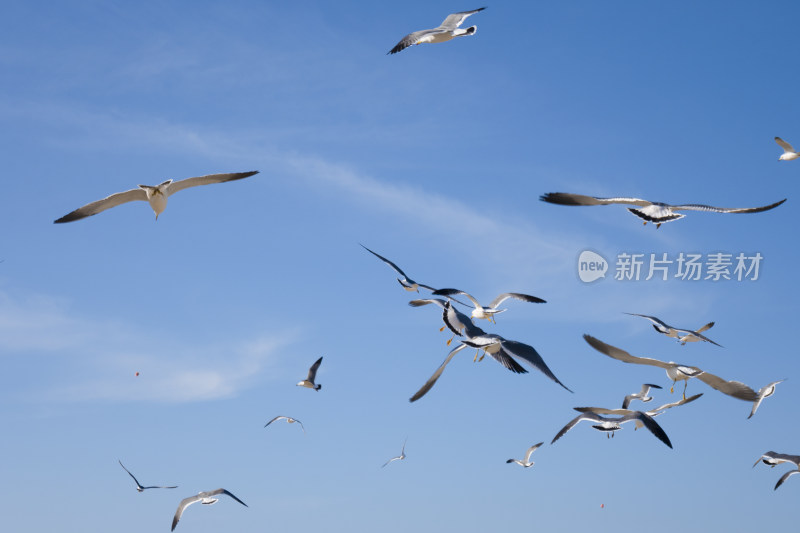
2, 1, 799, 531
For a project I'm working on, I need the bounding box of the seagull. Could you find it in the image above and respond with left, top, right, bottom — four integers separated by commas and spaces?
388, 7, 485, 54
171, 488, 247, 531
579, 393, 703, 430
410, 334, 572, 402
625, 313, 721, 347
54, 171, 259, 223
361, 244, 436, 292
753, 451, 800, 469
539, 192, 786, 228
583, 335, 758, 401
622, 383, 663, 409
297, 356, 323, 391
408, 298, 483, 344
432, 288, 546, 323
775, 137, 799, 161
382, 438, 407, 468
506, 442, 544, 468
264, 416, 306, 434
551, 410, 672, 448
748, 380, 785, 419
118, 460, 177, 492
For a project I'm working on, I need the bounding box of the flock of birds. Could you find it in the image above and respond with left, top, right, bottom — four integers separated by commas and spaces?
40, 5, 797, 530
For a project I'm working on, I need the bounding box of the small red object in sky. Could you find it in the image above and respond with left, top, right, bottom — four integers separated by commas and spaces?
135, 372, 140, 377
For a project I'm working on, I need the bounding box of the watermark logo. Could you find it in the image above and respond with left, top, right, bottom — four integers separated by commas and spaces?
578, 250, 609, 283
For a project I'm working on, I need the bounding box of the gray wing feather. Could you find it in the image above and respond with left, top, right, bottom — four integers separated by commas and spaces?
540, 193, 651, 207
54, 188, 147, 223
583, 335, 672, 370
775, 136, 796, 152
488, 292, 546, 308
695, 372, 758, 401
165, 171, 258, 196
439, 7, 486, 29
775, 469, 800, 490
307, 356, 323, 381
500, 340, 572, 392
671, 199, 786, 214
409, 344, 466, 402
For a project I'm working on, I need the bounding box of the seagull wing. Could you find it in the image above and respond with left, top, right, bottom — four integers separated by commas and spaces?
583, 335, 672, 370
500, 340, 572, 392
360, 244, 409, 278
695, 371, 758, 401
540, 193, 651, 207
624, 313, 674, 333
625, 412, 672, 448
264, 416, 286, 428
648, 393, 704, 414
552, 413, 604, 444
775, 469, 800, 490
409, 344, 467, 402
433, 288, 481, 309
165, 171, 258, 196
574, 406, 634, 416
678, 329, 722, 347
172, 494, 203, 531
118, 460, 144, 490
209, 488, 248, 507
307, 357, 323, 382
388, 29, 442, 54
775, 136, 796, 153
489, 292, 547, 308
695, 321, 715, 333
438, 7, 486, 29
54, 188, 148, 223
523, 442, 544, 462
671, 199, 786, 214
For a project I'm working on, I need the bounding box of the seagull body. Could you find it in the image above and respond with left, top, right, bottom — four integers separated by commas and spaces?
388, 7, 485, 54
408, 298, 482, 344
551, 410, 672, 448
361, 244, 436, 292
540, 192, 786, 228
432, 288, 545, 323
625, 313, 721, 347
54, 171, 259, 223
622, 383, 663, 409
171, 488, 247, 530
506, 442, 544, 468
264, 415, 305, 434
775, 137, 799, 161
583, 335, 758, 401
382, 439, 407, 468
118, 460, 177, 492
748, 380, 785, 419
297, 356, 323, 390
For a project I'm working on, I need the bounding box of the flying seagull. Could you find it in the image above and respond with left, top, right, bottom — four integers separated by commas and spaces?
551, 410, 672, 448
171, 488, 247, 531
775, 137, 799, 161
408, 298, 482, 345
118, 460, 177, 492
506, 442, 544, 468
578, 393, 703, 430
622, 383, 663, 409
539, 192, 786, 228
388, 7, 485, 54
748, 380, 785, 419
361, 244, 437, 293
297, 356, 323, 390
583, 335, 758, 401
382, 438, 407, 468
625, 313, 721, 347
264, 415, 306, 434
753, 452, 800, 490
54, 171, 259, 223
432, 288, 546, 323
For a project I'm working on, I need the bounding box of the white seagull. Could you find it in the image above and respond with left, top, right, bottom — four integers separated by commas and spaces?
583, 335, 758, 401
171, 488, 247, 531
432, 288, 546, 323
622, 383, 663, 409
297, 356, 323, 391
625, 313, 721, 347
361, 244, 436, 293
506, 442, 544, 468
382, 438, 407, 468
748, 380, 785, 419
775, 137, 799, 161
753, 452, 800, 490
388, 7, 485, 54
579, 393, 703, 430
540, 192, 786, 228
264, 415, 306, 434
54, 171, 259, 223
118, 460, 177, 492
551, 410, 672, 448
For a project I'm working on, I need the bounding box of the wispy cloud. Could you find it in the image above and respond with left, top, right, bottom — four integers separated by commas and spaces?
0, 289, 297, 403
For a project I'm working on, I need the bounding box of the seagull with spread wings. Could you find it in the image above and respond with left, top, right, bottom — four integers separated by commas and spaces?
408, 298, 482, 345
361, 244, 437, 293
583, 335, 758, 402
775, 137, 799, 161
625, 313, 721, 347
432, 288, 546, 323
622, 383, 663, 409
540, 192, 785, 228
388, 7, 485, 54
118, 460, 177, 492
748, 380, 785, 419
753, 452, 800, 490
54, 171, 259, 223
264, 416, 306, 434
506, 442, 544, 468
297, 356, 323, 391
171, 489, 247, 530
382, 438, 407, 468
551, 410, 672, 448
579, 393, 703, 430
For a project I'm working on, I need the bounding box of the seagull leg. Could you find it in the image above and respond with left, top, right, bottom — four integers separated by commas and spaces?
473, 350, 480, 362
683, 380, 688, 400
478, 353, 485, 362
670, 380, 675, 394
439, 326, 446, 332
656, 223, 661, 229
